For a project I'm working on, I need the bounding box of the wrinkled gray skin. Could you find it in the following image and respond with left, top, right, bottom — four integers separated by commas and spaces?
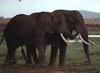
0, 11, 75, 65
29, 11, 78, 65
22, 10, 90, 66
49, 10, 90, 65
0, 14, 43, 65
0, 9, 89, 66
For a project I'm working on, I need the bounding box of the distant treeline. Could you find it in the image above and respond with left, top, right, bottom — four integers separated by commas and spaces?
86, 24, 100, 27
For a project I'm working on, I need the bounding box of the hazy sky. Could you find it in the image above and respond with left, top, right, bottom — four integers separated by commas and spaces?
0, 0, 100, 18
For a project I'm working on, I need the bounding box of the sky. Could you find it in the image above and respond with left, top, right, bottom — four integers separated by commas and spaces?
0, 0, 100, 18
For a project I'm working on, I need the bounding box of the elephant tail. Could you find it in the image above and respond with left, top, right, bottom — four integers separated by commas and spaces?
0, 33, 4, 46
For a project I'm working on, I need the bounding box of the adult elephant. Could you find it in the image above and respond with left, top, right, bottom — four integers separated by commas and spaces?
48, 10, 91, 65
0, 14, 46, 65
30, 11, 78, 65
24, 10, 90, 66
0, 12, 75, 65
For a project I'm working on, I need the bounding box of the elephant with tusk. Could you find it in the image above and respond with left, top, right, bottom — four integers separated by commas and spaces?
22, 10, 94, 66
0, 11, 75, 65
28, 10, 91, 65
0, 9, 96, 66
49, 9, 92, 65
30, 11, 80, 65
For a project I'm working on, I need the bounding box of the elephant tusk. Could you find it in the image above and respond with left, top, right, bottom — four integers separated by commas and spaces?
60, 33, 70, 45
89, 40, 98, 46
78, 34, 91, 45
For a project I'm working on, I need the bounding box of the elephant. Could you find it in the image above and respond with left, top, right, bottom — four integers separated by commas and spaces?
21, 10, 90, 66
0, 14, 51, 65
0, 14, 40, 64
0, 9, 91, 66
0, 11, 76, 65
26, 10, 91, 66
49, 10, 91, 65
29, 11, 79, 65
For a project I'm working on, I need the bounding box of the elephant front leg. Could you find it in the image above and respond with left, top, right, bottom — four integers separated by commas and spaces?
34, 30, 46, 66
59, 43, 67, 66
82, 42, 90, 64
38, 48, 45, 66
49, 44, 58, 66
25, 45, 33, 64
35, 37, 46, 66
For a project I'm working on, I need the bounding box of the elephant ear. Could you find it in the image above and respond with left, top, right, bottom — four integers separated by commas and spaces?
55, 14, 70, 34
37, 12, 55, 34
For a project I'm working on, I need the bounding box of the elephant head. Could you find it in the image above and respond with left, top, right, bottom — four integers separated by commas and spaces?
53, 10, 91, 64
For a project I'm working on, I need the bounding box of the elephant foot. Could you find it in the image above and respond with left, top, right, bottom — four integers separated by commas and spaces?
5, 59, 16, 65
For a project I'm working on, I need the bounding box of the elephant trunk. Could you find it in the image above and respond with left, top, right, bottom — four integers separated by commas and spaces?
76, 24, 97, 46
78, 34, 90, 45
76, 24, 91, 64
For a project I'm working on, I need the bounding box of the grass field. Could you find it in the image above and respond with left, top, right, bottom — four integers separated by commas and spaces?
0, 31, 100, 65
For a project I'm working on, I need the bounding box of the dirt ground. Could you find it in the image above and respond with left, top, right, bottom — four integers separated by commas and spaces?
0, 64, 100, 73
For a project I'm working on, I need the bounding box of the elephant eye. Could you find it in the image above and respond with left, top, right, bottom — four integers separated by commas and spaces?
72, 30, 77, 35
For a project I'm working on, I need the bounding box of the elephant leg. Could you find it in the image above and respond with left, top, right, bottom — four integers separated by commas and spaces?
5, 41, 18, 64
31, 48, 38, 64
59, 42, 67, 66
34, 30, 46, 65
79, 30, 90, 64
37, 42, 46, 65
25, 45, 33, 64
82, 34, 90, 64
22, 45, 38, 64
36, 37, 46, 65
49, 44, 58, 66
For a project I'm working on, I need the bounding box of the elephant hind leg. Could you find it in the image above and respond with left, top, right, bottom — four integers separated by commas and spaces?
23, 45, 38, 65
5, 42, 18, 65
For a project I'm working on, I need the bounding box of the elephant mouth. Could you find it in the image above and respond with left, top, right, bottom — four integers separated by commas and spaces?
60, 33, 97, 46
